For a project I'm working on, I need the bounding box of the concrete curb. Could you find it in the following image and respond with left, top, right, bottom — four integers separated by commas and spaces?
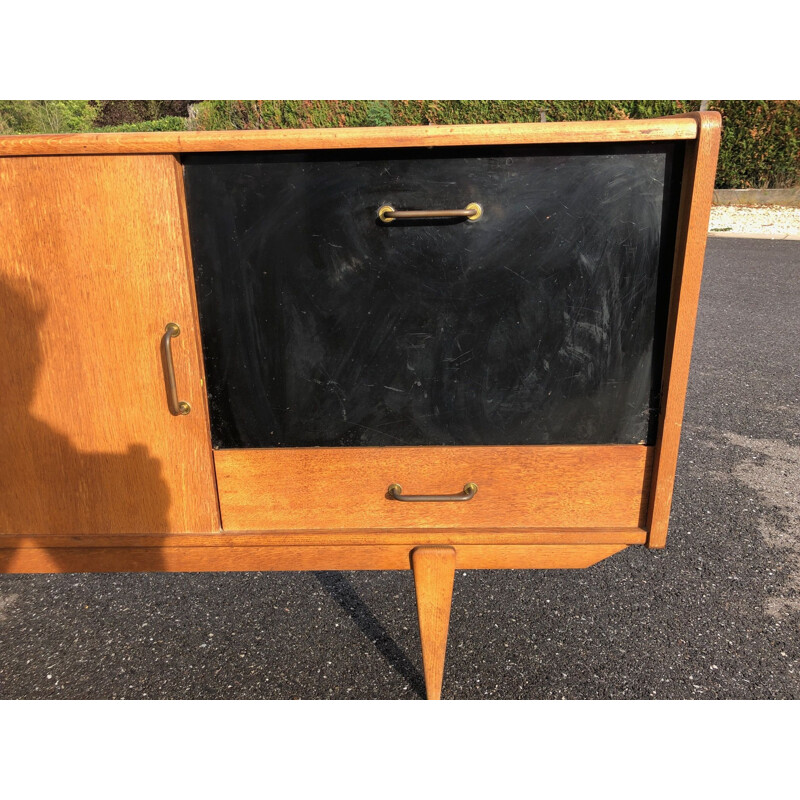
707, 231, 800, 240
713, 188, 800, 207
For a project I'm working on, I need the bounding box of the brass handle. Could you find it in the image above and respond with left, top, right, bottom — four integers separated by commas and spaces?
378, 203, 482, 223
161, 323, 191, 416
388, 483, 478, 502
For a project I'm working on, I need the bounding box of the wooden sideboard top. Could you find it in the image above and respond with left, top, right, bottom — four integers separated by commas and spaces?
0, 116, 706, 157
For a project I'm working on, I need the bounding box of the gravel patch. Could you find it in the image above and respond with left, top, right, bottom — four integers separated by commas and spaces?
710, 205, 800, 237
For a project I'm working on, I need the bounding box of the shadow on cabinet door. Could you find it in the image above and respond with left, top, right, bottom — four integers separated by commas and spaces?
0, 274, 170, 571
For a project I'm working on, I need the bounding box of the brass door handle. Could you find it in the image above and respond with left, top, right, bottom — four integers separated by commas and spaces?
377, 203, 482, 223
161, 323, 191, 416
388, 483, 478, 502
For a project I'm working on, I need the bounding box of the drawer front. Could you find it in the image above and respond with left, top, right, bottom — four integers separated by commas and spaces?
214, 445, 652, 531
184, 143, 683, 451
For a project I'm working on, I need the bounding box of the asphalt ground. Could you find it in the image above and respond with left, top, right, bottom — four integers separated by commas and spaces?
0, 238, 798, 700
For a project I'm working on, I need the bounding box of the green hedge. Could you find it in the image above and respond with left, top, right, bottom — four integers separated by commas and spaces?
707, 101, 800, 189
191, 100, 800, 189
190, 100, 705, 129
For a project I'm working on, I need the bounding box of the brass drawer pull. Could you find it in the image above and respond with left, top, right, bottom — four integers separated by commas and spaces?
388, 483, 478, 502
161, 323, 191, 416
378, 203, 482, 223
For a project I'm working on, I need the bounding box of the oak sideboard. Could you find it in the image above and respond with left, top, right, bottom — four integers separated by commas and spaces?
0, 113, 721, 699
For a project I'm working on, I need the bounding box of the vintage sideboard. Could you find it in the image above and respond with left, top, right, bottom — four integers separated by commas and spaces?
0, 113, 721, 699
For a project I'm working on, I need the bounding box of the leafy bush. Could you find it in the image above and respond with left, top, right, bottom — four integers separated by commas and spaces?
0, 100, 98, 134
364, 100, 394, 127
98, 116, 187, 133
92, 101, 195, 127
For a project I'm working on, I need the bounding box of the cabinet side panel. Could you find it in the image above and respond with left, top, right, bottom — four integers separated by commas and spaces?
647, 112, 721, 547
0, 155, 220, 534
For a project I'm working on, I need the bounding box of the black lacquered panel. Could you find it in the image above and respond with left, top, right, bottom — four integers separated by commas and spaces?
183, 142, 683, 449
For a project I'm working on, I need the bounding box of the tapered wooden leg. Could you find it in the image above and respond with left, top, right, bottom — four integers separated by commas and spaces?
411, 545, 456, 700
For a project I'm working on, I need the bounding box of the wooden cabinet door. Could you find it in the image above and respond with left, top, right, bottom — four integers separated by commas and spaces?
0, 155, 220, 534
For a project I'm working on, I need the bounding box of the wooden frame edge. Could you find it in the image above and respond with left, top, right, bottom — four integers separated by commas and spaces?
0, 118, 699, 157
646, 111, 722, 548
170, 154, 223, 531
0, 527, 647, 550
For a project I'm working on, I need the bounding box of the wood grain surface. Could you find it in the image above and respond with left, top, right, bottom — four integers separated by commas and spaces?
646, 112, 722, 547
0, 118, 699, 157
214, 445, 652, 531
0, 542, 627, 574
0, 155, 220, 536
412, 546, 457, 699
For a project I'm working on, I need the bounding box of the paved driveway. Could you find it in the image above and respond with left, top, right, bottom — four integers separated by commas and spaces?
1, 238, 798, 699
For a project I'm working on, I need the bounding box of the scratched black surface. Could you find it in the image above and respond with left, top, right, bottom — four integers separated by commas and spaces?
183, 143, 683, 448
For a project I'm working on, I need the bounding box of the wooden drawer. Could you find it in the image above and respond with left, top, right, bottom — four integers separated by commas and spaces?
214, 444, 652, 532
